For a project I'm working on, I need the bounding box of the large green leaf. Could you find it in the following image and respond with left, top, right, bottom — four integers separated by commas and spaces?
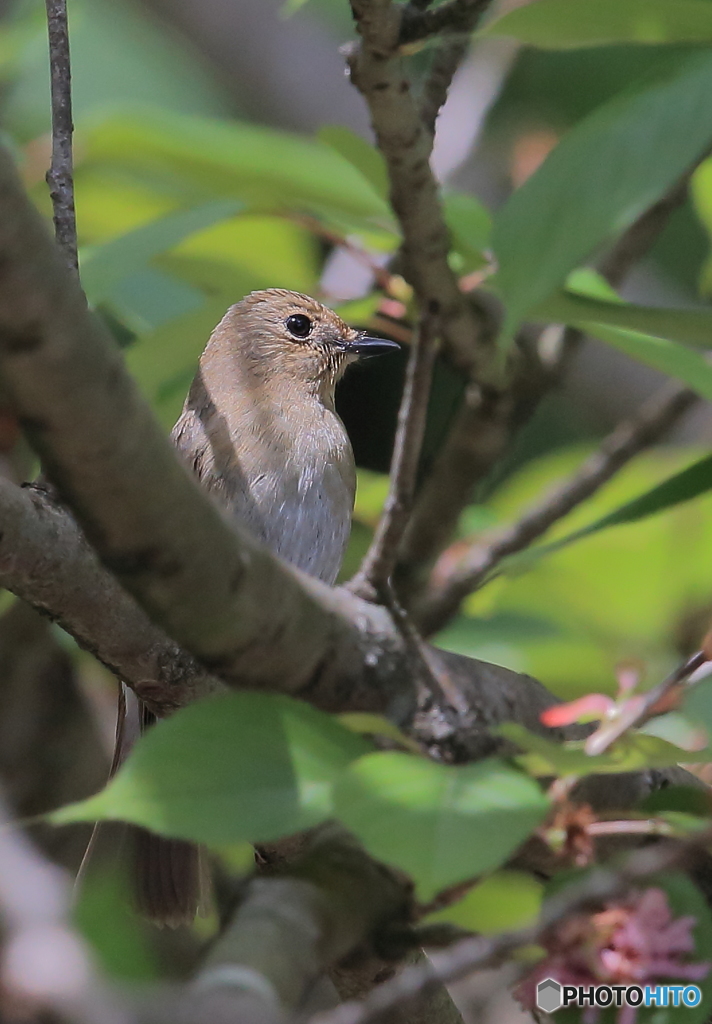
481, 0, 712, 50
492, 50, 712, 340
425, 870, 543, 935
333, 752, 549, 899
50, 692, 371, 845
80, 199, 242, 303
533, 288, 712, 351
80, 108, 394, 227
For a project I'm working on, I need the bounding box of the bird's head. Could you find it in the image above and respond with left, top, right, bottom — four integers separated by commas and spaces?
215, 289, 400, 403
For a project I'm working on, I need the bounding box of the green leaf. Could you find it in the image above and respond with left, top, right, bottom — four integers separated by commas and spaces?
425, 870, 543, 934
318, 125, 389, 201
80, 199, 242, 303
443, 192, 491, 273
81, 108, 394, 227
532, 284, 712, 352
74, 866, 159, 982
575, 322, 712, 402
480, 0, 712, 50
683, 676, 712, 746
492, 50, 712, 340
504, 453, 712, 574
50, 692, 371, 846
499, 722, 712, 776
333, 752, 549, 899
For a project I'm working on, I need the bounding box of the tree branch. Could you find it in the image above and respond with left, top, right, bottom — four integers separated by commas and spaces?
399, 0, 492, 45
397, 173, 695, 609
350, 313, 439, 599
416, 381, 698, 636
44, 0, 77, 271
347, 0, 494, 379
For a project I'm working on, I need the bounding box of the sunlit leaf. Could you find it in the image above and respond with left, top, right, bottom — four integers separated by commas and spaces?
492, 50, 712, 339
50, 693, 371, 845
481, 0, 712, 50
81, 108, 394, 227
425, 870, 543, 935
333, 752, 549, 899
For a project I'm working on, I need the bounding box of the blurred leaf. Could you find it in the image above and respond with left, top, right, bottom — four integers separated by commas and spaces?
507, 452, 712, 570
4, 0, 227, 141
443, 193, 491, 273
499, 721, 711, 776
333, 752, 549, 899
318, 125, 389, 201
338, 713, 424, 755
683, 675, 712, 745
575, 322, 712, 402
640, 784, 712, 816
81, 108, 394, 227
102, 266, 206, 335
639, 711, 709, 752
73, 865, 159, 982
80, 199, 242, 303
50, 693, 371, 846
481, 0, 712, 50
354, 469, 389, 526
492, 50, 712, 339
532, 284, 712, 351
425, 870, 543, 934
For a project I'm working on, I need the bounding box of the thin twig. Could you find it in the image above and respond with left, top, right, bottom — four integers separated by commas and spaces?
585, 649, 709, 756
350, 314, 440, 599
307, 828, 712, 1024
416, 382, 697, 635
44, 0, 77, 271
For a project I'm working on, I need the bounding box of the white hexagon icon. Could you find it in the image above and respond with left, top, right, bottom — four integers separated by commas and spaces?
536, 978, 563, 1013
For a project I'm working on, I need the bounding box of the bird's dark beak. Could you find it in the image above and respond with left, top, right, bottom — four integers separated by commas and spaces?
342, 334, 401, 358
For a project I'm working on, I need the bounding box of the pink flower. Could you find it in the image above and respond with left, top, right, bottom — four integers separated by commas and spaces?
515, 887, 709, 1024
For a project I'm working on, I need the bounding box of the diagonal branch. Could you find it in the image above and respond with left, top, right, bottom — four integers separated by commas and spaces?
415, 381, 698, 636
397, 174, 695, 609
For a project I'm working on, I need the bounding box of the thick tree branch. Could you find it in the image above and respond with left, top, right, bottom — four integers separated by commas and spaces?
0, 476, 558, 753
416, 382, 698, 636
44, 0, 77, 271
347, 0, 494, 379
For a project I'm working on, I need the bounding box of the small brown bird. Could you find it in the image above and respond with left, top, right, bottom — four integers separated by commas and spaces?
128, 289, 399, 923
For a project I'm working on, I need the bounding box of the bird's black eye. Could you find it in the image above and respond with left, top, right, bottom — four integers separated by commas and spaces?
285, 314, 312, 339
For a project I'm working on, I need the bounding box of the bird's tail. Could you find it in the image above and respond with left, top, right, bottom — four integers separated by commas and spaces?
76, 684, 206, 927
